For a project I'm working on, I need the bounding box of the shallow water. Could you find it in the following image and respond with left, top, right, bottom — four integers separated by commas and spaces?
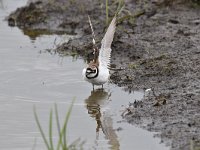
0, 1, 169, 150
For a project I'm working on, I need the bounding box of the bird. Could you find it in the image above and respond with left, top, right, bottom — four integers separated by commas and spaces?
82, 16, 116, 90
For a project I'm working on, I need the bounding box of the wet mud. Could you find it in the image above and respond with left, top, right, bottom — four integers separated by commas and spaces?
8, 0, 200, 149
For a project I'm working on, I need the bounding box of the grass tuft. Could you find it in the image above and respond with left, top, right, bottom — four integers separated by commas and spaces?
105, 0, 125, 26
34, 99, 79, 150
34, 106, 51, 150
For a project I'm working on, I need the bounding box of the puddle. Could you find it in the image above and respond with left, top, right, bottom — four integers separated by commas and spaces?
0, 0, 169, 150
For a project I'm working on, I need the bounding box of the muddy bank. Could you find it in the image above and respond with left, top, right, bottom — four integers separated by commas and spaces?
8, 0, 200, 149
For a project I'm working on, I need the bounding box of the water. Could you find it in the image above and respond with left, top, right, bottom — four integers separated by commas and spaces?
0, 1, 169, 150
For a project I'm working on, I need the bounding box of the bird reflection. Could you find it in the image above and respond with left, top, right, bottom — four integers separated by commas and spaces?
85, 89, 109, 134
85, 89, 120, 150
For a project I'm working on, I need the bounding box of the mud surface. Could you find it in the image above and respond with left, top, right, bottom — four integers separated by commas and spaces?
8, 0, 200, 149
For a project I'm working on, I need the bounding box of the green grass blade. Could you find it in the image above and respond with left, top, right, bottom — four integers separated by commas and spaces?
33, 106, 51, 150
106, 0, 109, 25
116, 0, 124, 16
55, 104, 61, 135
49, 109, 54, 150
55, 104, 64, 150
56, 99, 75, 150
63, 98, 75, 149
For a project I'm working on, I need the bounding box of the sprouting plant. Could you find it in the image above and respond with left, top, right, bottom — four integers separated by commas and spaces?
33, 99, 84, 150
116, 0, 125, 15
105, 0, 125, 25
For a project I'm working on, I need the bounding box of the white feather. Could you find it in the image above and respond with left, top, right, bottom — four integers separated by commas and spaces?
99, 16, 116, 69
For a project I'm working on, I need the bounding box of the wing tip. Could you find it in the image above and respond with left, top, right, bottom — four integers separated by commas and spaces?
110, 16, 116, 30
101, 15, 117, 47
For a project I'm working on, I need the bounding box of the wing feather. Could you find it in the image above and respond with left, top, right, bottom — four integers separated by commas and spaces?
99, 16, 116, 69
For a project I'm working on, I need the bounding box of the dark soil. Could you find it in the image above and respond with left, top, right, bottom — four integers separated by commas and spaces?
8, 0, 200, 149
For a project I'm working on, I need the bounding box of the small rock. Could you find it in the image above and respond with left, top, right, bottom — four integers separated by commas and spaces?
192, 19, 200, 25
168, 19, 179, 24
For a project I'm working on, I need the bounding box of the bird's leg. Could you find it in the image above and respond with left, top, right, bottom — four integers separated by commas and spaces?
101, 84, 103, 89
92, 84, 94, 91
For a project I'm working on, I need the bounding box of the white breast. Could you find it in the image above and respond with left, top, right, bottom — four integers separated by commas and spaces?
82, 65, 109, 85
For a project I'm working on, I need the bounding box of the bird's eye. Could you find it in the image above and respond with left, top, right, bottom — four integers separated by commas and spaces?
86, 69, 91, 73
86, 68, 96, 74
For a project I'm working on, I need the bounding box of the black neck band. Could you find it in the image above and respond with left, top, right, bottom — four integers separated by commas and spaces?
86, 67, 99, 79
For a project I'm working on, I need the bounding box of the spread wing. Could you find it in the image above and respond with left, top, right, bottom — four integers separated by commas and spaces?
99, 16, 116, 69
